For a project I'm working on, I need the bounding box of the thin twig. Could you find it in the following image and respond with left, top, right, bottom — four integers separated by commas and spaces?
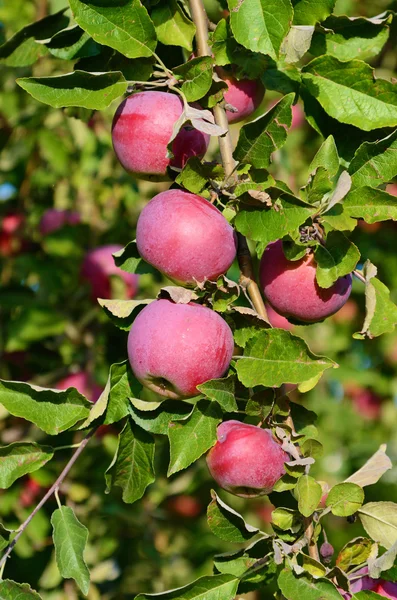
0, 428, 96, 573
304, 517, 320, 562
353, 269, 366, 284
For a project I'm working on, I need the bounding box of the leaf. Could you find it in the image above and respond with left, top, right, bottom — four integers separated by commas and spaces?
302, 56, 397, 131
0, 9, 68, 67
359, 502, 397, 549
309, 135, 340, 179
167, 400, 222, 476
315, 232, 359, 289
345, 445, 392, 488
326, 483, 364, 517
174, 56, 213, 102
51, 506, 90, 595
355, 261, 397, 339
17, 71, 127, 110
227, 0, 293, 60
295, 475, 322, 517
103, 361, 142, 425
6, 307, 67, 352
45, 25, 100, 60
310, 15, 391, 62
135, 574, 239, 600
214, 538, 273, 578
0, 380, 90, 435
234, 94, 294, 169
301, 555, 327, 578
281, 26, 314, 63
69, 0, 156, 58
343, 187, 397, 223
197, 375, 238, 412
0, 580, 43, 599
349, 130, 397, 188
105, 418, 155, 504
99, 298, 153, 331
322, 170, 352, 212
272, 508, 302, 532
292, 0, 335, 25
368, 540, 397, 579
278, 568, 343, 600
152, 0, 195, 51
207, 491, 259, 543
0, 523, 12, 552
236, 330, 336, 388
336, 537, 374, 571
129, 400, 193, 435
0, 442, 53, 489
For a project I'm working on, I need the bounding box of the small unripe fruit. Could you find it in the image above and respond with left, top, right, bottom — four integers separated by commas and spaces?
136, 189, 237, 286
56, 372, 102, 403
81, 244, 139, 300
127, 299, 234, 399
320, 542, 334, 562
217, 69, 264, 123
112, 91, 209, 181
259, 240, 352, 323
206, 421, 288, 497
40, 208, 80, 235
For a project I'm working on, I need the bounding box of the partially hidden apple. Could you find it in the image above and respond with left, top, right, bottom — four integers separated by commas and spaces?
40, 208, 80, 235
127, 299, 234, 399
112, 91, 210, 181
136, 189, 237, 286
265, 303, 294, 331
259, 240, 352, 323
56, 371, 102, 403
217, 67, 265, 123
206, 421, 288, 497
81, 244, 139, 300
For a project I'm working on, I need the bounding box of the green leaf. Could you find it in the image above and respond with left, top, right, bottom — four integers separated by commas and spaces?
355, 261, 397, 339
51, 506, 90, 595
315, 232, 359, 289
0, 523, 12, 552
281, 25, 314, 64
0, 9, 68, 67
310, 15, 390, 62
174, 56, 213, 102
295, 475, 322, 517
151, 0, 195, 51
6, 307, 67, 352
336, 537, 374, 571
129, 400, 193, 435
227, 0, 293, 60
0, 380, 90, 435
135, 574, 239, 600
234, 94, 294, 169
308, 136, 340, 179
103, 361, 142, 425
292, 0, 335, 25
175, 156, 213, 194
343, 187, 397, 224
45, 25, 100, 60
263, 62, 301, 95
197, 375, 238, 412
99, 298, 153, 331
302, 56, 397, 131
278, 568, 343, 600
0, 442, 53, 489
17, 71, 127, 110
0, 580, 43, 599
326, 482, 364, 517
236, 330, 335, 388
359, 502, 397, 549
214, 538, 273, 578
207, 491, 259, 543
69, 0, 157, 58
345, 445, 392, 488
272, 507, 302, 532
349, 130, 397, 189
112, 240, 151, 274
168, 400, 222, 476
105, 418, 155, 504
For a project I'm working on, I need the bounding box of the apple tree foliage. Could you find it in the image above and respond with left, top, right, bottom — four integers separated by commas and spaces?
1, 0, 397, 598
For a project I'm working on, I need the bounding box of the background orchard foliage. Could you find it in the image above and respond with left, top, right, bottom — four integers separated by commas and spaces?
1, 0, 397, 599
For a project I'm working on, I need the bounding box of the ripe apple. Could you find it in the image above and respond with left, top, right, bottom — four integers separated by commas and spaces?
40, 208, 80, 235
167, 495, 202, 518
376, 581, 397, 599
206, 421, 288, 497
291, 103, 305, 130
0, 212, 25, 257
216, 67, 265, 123
81, 244, 139, 300
259, 240, 352, 323
112, 91, 210, 181
345, 383, 382, 421
265, 302, 294, 330
20, 477, 43, 508
136, 189, 237, 285
346, 568, 397, 599
127, 299, 234, 399
56, 371, 102, 403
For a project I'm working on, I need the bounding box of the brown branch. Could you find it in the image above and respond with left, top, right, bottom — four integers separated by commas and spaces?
0, 428, 96, 573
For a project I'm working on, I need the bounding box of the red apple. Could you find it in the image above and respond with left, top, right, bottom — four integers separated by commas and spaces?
216, 68, 264, 123
265, 302, 294, 330
167, 495, 202, 518
136, 189, 237, 285
345, 384, 382, 421
346, 568, 397, 599
20, 477, 43, 508
0, 212, 25, 257
259, 240, 352, 323
56, 372, 102, 403
127, 299, 234, 399
40, 208, 80, 235
81, 244, 139, 300
386, 183, 397, 197
206, 421, 288, 497
291, 103, 305, 130
112, 91, 210, 181
376, 581, 397, 599
2, 213, 24, 234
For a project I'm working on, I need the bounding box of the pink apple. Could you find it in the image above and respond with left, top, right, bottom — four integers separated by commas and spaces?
40, 208, 81, 235
81, 244, 139, 300
206, 421, 288, 497
291, 103, 305, 130
167, 495, 202, 518
2, 213, 24, 234
56, 372, 102, 403
112, 91, 210, 181
386, 183, 397, 197
265, 302, 294, 330
376, 581, 397, 599
127, 299, 234, 399
216, 68, 264, 123
136, 189, 237, 285
0, 212, 25, 257
259, 240, 352, 323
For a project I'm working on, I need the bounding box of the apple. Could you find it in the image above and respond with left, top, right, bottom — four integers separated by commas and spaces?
216, 67, 264, 124
206, 421, 288, 497
346, 568, 397, 599
345, 384, 382, 421
259, 240, 352, 323
112, 91, 210, 181
20, 477, 43, 508
136, 189, 237, 285
40, 208, 80, 235
265, 302, 294, 330
291, 103, 305, 130
0, 212, 25, 257
81, 244, 139, 300
167, 495, 202, 518
127, 299, 234, 399
376, 581, 397, 599
386, 183, 397, 196
56, 372, 102, 403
